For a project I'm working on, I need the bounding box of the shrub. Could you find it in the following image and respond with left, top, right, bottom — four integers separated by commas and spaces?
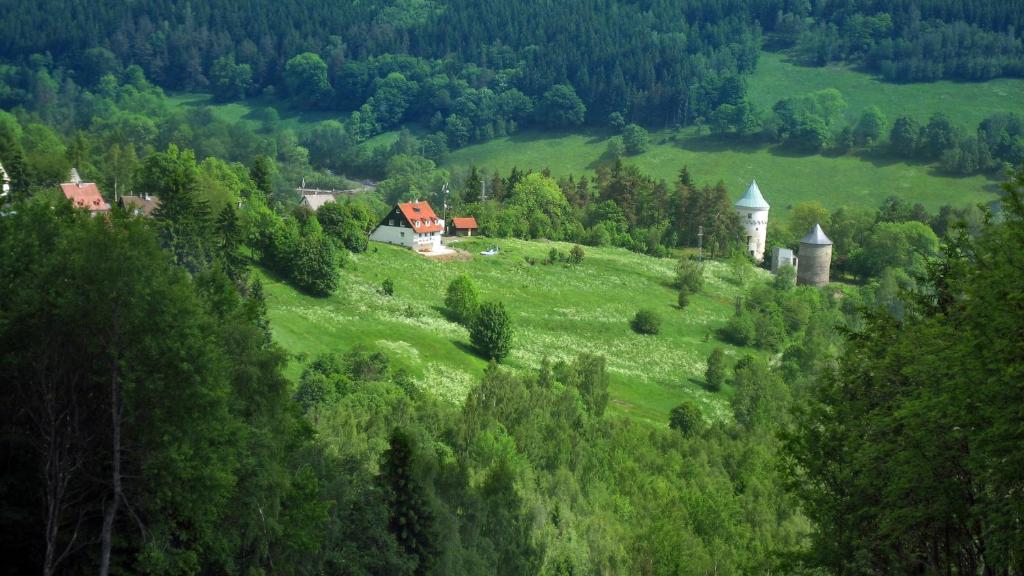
773, 264, 796, 290
630, 308, 661, 335
381, 278, 394, 296
622, 123, 650, 155
676, 256, 705, 293
569, 244, 585, 264
471, 301, 513, 362
718, 312, 755, 346
705, 348, 726, 392
445, 275, 479, 325
677, 289, 690, 309
669, 402, 704, 436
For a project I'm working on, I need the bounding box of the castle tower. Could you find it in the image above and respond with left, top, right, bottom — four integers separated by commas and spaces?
735, 180, 770, 262
797, 223, 833, 287
0, 161, 9, 200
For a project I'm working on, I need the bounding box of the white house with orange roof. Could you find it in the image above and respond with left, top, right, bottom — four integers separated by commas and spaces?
60, 168, 110, 216
370, 200, 444, 252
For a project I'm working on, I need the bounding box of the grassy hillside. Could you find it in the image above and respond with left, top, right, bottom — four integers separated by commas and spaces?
444, 130, 998, 218
750, 51, 1024, 128
262, 237, 763, 426
166, 92, 340, 130
168, 52, 1018, 217
444, 52, 1018, 216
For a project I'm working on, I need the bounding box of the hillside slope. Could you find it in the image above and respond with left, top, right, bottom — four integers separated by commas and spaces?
263, 237, 763, 425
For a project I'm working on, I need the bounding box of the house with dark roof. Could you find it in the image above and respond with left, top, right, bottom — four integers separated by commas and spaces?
60, 169, 110, 215
370, 201, 444, 252
119, 194, 160, 217
450, 216, 478, 237
299, 192, 339, 211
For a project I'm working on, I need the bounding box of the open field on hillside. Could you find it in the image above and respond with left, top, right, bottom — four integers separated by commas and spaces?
444, 130, 999, 218
443, 54, 1019, 216
169, 52, 1017, 217
166, 92, 341, 130
750, 51, 1024, 128
262, 238, 765, 426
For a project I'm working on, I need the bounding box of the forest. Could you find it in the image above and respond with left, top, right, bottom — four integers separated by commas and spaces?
2, 149, 1022, 573
2, 0, 1022, 138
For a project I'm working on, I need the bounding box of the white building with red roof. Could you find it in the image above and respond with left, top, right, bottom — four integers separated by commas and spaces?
60, 169, 110, 215
370, 200, 444, 252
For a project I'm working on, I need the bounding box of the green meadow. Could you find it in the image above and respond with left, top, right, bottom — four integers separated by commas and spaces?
444, 51, 1020, 217
166, 92, 341, 130
750, 51, 1024, 128
262, 237, 764, 426
168, 51, 1019, 216
444, 130, 999, 218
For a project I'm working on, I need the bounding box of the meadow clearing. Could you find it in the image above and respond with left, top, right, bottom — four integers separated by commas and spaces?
261, 237, 765, 426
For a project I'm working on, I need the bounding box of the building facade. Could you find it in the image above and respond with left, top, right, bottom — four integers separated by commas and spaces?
370, 201, 444, 252
735, 180, 770, 262
771, 247, 798, 273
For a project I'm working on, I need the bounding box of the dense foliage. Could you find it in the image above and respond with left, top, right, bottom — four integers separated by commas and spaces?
0, 205, 322, 575
783, 165, 1024, 574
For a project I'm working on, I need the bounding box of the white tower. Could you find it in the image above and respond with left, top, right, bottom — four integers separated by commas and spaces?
0, 161, 9, 201
735, 180, 770, 262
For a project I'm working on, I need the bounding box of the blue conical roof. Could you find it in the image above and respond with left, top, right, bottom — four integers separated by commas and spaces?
735, 180, 770, 210
800, 223, 833, 246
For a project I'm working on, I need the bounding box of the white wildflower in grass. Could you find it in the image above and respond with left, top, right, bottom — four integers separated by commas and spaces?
415, 362, 477, 404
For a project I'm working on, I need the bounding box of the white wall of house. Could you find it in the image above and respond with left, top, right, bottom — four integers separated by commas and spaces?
370, 225, 443, 251
370, 225, 415, 249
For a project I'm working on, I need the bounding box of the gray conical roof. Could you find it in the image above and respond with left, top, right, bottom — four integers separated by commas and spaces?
800, 223, 833, 246
735, 180, 770, 210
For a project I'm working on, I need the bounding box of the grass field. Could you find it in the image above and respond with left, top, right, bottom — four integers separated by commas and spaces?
443, 51, 1019, 217
168, 51, 1018, 217
444, 130, 999, 218
166, 92, 341, 130
750, 51, 1024, 128
262, 237, 762, 426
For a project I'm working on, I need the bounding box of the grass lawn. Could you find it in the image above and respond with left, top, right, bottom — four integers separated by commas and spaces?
262, 238, 764, 426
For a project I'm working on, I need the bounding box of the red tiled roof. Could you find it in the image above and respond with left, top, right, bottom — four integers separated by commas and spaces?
60, 182, 110, 212
398, 201, 443, 233
452, 217, 478, 229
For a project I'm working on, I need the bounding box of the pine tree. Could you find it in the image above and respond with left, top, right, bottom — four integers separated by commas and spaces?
380, 428, 437, 575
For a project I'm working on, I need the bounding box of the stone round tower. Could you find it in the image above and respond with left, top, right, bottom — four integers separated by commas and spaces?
734, 180, 770, 262
797, 223, 833, 287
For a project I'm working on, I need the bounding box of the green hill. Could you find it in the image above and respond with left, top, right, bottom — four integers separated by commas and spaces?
442, 52, 1020, 217
262, 237, 765, 426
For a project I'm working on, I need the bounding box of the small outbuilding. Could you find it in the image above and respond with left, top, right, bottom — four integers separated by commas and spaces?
450, 217, 479, 237
771, 247, 798, 273
370, 200, 444, 252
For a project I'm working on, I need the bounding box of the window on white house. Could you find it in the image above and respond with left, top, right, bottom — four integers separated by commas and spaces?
747, 213, 752, 219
